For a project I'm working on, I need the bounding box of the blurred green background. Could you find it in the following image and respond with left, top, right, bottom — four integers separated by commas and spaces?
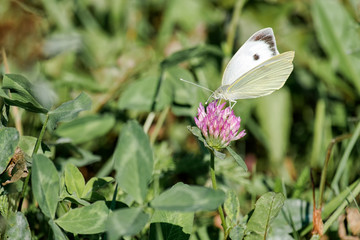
1, 0, 360, 226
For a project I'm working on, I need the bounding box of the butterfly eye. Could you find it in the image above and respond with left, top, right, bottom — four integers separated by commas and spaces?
253, 54, 260, 60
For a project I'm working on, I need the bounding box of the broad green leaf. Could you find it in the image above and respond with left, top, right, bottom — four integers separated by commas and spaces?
114, 120, 153, 203
224, 190, 240, 225
81, 176, 114, 201
312, 0, 360, 94
151, 182, 225, 212
150, 210, 194, 234
48, 92, 92, 131
245, 192, 285, 240
55, 114, 115, 144
48, 219, 69, 240
226, 146, 247, 171
64, 163, 85, 197
1, 74, 48, 113
271, 199, 312, 236
107, 207, 149, 240
55, 201, 109, 234
31, 154, 60, 219
4, 212, 31, 240
0, 127, 19, 173
149, 223, 190, 240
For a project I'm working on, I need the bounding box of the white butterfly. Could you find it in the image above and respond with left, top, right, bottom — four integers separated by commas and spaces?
181, 27, 295, 108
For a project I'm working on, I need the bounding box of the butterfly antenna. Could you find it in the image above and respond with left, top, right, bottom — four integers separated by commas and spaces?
179, 78, 213, 93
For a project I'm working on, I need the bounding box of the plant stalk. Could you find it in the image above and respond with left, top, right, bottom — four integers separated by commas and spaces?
210, 152, 228, 238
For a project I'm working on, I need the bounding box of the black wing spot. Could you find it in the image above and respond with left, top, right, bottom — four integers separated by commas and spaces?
253, 54, 260, 60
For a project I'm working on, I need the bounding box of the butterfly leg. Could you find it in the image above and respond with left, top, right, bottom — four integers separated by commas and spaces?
230, 100, 237, 109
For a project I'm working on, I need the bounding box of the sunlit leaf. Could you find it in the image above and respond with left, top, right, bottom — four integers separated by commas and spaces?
64, 163, 85, 198
4, 212, 31, 240
113, 120, 153, 204
151, 182, 225, 212
0, 127, 19, 174
55, 201, 109, 234
0, 74, 48, 113
32, 154, 60, 219
245, 192, 285, 240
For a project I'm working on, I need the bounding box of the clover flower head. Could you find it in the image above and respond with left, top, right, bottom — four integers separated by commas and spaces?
194, 100, 246, 150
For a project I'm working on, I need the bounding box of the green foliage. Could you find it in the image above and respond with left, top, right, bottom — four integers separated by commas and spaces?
31, 154, 60, 219
1, 0, 360, 239
0, 127, 19, 173
151, 182, 225, 212
245, 192, 285, 240
48, 92, 91, 131
106, 208, 149, 239
0, 74, 48, 113
55, 201, 109, 234
114, 120, 153, 204
3, 212, 31, 240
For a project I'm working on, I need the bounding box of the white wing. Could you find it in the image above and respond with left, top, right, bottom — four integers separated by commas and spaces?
224, 51, 295, 100
222, 28, 279, 86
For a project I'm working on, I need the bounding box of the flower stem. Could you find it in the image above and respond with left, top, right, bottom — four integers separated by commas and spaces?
18, 114, 49, 211
210, 152, 228, 238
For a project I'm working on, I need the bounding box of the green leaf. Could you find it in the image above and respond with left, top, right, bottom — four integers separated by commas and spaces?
245, 192, 285, 240
151, 182, 225, 212
229, 225, 246, 240
312, 0, 360, 94
55, 201, 109, 234
48, 219, 69, 240
48, 92, 92, 131
81, 176, 114, 201
271, 199, 312, 236
150, 210, 194, 234
0, 74, 48, 113
0, 127, 19, 174
64, 163, 85, 197
55, 114, 115, 144
113, 120, 153, 203
226, 146, 247, 171
106, 207, 149, 239
224, 190, 240, 225
149, 223, 190, 240
4, 212, 31, 240
31, 154, 60, 219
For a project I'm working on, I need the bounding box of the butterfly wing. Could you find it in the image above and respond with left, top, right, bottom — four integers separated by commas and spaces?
222, 28, 279, 86
224, 51, 295, 100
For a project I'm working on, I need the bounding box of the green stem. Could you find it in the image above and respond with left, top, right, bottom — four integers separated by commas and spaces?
18, 114, 49, 211
318, 133, 352, 209
210, 152, 228, 238
323, 180, 360, 233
